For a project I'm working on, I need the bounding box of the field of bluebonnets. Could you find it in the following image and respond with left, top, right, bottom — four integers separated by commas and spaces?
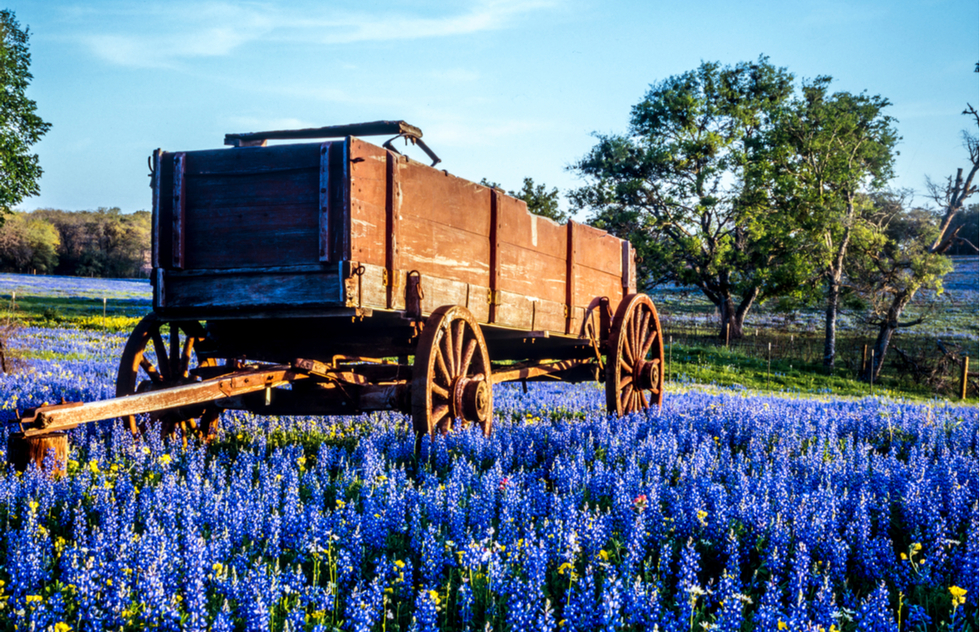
0, 276, 977, 632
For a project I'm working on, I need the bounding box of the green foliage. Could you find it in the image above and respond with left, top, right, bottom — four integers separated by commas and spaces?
29, 208, 152, 277
571, 57, 810, 337
0, 211, 59, 272
480, 177, 568, 223
510, 177, 567, 223
0, 10, 49, 222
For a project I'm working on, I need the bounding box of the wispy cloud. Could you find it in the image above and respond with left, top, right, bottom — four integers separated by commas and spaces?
74, 0, 556, 68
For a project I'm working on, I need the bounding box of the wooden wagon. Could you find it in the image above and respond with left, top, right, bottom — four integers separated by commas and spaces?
12, 121, 664, 465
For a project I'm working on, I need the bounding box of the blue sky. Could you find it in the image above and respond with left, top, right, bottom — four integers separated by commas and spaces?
11, 0, 980, 217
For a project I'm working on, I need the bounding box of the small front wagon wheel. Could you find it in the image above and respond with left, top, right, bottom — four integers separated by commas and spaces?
606, 293, 664, 415
412, 305, 493, 437
116, 314, 220, 440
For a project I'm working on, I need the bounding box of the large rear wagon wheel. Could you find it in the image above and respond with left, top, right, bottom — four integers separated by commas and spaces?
606, 293, 664, 415
412, 305, 493, 437
116, 314, 220, 440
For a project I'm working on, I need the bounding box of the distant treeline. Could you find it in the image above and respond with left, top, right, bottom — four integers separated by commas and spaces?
0, 208, 151, 278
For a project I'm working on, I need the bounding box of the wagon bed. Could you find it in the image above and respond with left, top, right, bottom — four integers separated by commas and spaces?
12, 122, 663, 468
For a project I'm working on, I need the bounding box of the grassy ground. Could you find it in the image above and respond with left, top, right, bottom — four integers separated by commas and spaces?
664, 341, 975, 404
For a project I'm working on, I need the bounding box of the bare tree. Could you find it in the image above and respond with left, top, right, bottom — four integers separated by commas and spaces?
928, 65, 980, 254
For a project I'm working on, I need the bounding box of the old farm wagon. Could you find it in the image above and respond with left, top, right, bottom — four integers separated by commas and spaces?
11, 121, 664, 467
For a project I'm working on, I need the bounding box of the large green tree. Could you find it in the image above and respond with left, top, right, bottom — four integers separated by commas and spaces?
0, 10, 49, 223
570, 57, 810, 339
765, 77, 898, 369
850, 193, 952, 381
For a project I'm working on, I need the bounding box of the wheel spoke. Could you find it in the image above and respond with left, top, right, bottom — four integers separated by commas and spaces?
442, 330, 456, 376
619, 357, 632, 375
151, 331, 171, 380
631, 312, 641, 360
169, 325, 181, 380
139, 356, 165, 383
622, 322, 634, 364
432, 404, 449, 426
640, 322, 658, 359
453, 321, 465, 373
637, 310, 649, 357
620, 383, 634, 410
460, 338, 477, 378
180, 336, 196, 379
640, 390, 649, 409
431, 383, 450, 400
618, 375, 633, 391
435, 344, 452, 385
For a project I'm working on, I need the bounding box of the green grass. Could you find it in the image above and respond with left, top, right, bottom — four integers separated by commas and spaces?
0, 294, 144, 332
664, 342, 977, 404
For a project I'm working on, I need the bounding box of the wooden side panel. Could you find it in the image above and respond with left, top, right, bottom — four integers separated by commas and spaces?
574, 222, 627, 311
161, 267, 344, 310
151, 149, 163, 269
388, 155, 491, 287
319, 142, 331, 262
496, 195, 566, 305
172, 153, 186, 269
156, 153, 175, 272
347, 138, 387, 267
576, 223, 623, 277
181, 144, 322, 270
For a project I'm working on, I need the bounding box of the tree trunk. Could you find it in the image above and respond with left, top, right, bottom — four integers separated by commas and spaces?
823, 197, 855, 372
866, 290, 913, 382
823, 276, 840, 371
717, 287, 758, 341
719, 297, 743, 340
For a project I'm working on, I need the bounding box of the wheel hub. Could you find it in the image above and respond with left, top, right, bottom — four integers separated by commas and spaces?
450, 376, 491, 424
634, 360, 660, 392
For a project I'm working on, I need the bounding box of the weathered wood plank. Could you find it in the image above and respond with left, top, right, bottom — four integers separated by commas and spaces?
397, 216, 491, 287
495, 292, 565, 333
497, 195, 566, 255
163, 269, 344, 310
574, 269, 623, 311
565, 221, 577, 334
397, 161, 491, 237
319, 142, 332, 262
385, 149, 399, 309
348, 138, 388, 267
575, 222, 623, 275
172, 153, 186, 269
498, 243, 567, 305
151, 149, 162, 269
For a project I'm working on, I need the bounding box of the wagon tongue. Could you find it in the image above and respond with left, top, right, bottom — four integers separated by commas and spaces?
13, 364, 310, 438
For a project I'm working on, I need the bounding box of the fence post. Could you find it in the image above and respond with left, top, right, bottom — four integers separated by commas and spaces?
862, 344, 868, 378
725, 323, 730, 348
962, 356, 970, 400
870, 348, 875, 392
767, 341, 771, 390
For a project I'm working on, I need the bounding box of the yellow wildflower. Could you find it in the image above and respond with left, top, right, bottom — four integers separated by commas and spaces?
950, 585, 967, 607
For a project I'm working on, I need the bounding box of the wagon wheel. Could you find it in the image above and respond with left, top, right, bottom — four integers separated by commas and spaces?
606, 293, 664, 415
412, 305, 493, 437
116, 314, 220, 441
